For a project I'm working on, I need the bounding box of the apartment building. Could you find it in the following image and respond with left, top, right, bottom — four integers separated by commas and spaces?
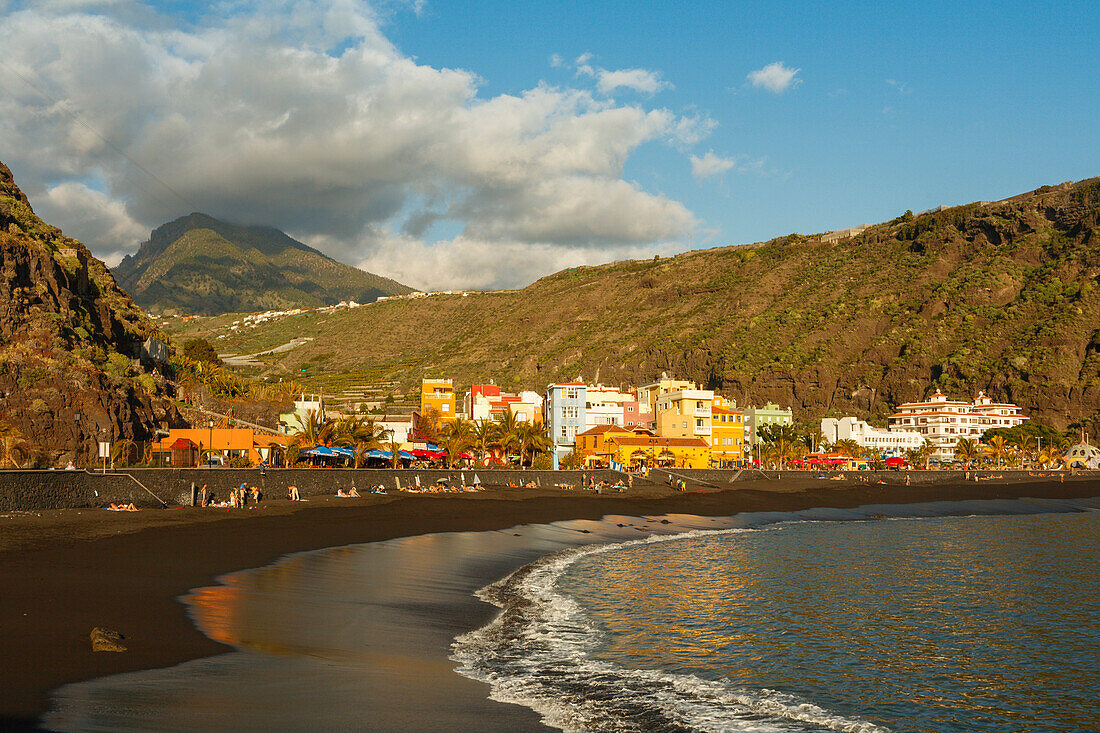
584, 384, 651, 431
711, 395, 746, 466
655, 387, 715, 443
743, 402, 794, 462
545, 381, 586, 469
821, 416, 924, 457
420, 378, 456, 423
464, 384, 543, 424
887, 390, 1027, 462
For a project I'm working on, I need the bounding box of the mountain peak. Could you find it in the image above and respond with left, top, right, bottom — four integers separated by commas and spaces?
114, 213, 412, 315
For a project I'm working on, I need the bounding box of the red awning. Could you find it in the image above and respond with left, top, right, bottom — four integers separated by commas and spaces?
885, 456, 906, 467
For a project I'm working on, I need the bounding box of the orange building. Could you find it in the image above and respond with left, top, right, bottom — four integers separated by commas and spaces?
575, 424, 710, 468
152, 428, 288, 467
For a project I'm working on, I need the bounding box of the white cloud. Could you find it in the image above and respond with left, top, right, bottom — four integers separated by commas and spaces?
747, 62, 801, 93
355, 230, 683, 291
574, 53, 671, 95
0, 2, 706, 289
36, 182, 147, 266
690, 152, 737, 180
549, 53, 563, 68
689, 151, 772, 181
595, 68, 671, 95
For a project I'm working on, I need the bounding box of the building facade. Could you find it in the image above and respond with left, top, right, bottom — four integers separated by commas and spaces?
584, 384, 651, 431
821, 416, 924, 457
545, 382, 586, 469
420, 378, 456, 423
744, 402, 794, 463
711, 396, 746, 467
887, 390, 1028, 462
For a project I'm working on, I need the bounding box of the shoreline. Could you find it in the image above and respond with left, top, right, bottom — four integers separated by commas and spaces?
4, 475, 1099, 730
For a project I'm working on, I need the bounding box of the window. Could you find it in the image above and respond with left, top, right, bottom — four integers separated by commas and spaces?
627, 405, 634, 412
442, 404, 449, 413
566, 387, 578, 399
696, 418, 704, 427
560, 425, 568, 438
683, 421, 688, 429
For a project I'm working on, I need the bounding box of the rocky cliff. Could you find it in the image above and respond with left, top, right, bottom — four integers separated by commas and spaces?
0, 162, 180, 465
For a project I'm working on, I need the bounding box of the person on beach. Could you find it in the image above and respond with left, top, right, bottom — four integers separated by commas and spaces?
288, 485, 301, 501
199, 484, 208, 507
251, 486, 261, 505
108, 503, 138, 511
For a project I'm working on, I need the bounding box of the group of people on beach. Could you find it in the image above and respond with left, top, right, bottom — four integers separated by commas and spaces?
197, 483, 262, 508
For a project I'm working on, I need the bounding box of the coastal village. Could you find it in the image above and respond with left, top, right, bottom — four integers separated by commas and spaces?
142, 371, 1100, 473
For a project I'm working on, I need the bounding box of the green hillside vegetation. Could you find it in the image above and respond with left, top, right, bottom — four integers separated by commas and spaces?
169, 178, 1100, 432
114, 213, 413, 315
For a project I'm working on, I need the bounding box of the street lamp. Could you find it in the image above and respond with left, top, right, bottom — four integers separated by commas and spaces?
73, 411, 82, 469
208, 419, 214, 467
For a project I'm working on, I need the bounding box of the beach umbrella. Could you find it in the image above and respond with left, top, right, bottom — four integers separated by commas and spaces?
366, 449, 390, 459
305, 446, 338, 457
399, 450, 416, 460
884, 456, 906, 468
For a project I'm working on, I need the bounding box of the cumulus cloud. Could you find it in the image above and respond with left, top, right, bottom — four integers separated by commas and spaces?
747, 62, 801, 93
36, 181, 148, 266
575, 53, 672, 96
690, 152, 737, 180
0, 1, 705, 289
355, 229, 684, 291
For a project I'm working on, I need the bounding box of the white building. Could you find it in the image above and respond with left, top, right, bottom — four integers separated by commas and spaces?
821, 417, 924, 457
584, 385, 650, 432
887, 390, 1028, 462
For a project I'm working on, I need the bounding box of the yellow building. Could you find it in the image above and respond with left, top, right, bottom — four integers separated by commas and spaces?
655, 387, 714, 443
575, 424, 710, 468
711, 395, 746, 467
637, 375, 697, 416
420, 378, 456, 423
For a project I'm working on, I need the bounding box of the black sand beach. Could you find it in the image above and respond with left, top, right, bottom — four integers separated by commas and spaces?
3, 474, 1098, 730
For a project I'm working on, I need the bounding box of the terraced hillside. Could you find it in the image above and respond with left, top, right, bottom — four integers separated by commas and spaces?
170, 179, 1100, 431
114, 213, 413, 315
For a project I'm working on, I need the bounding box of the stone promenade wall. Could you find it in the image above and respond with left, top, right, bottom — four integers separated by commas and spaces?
0, 467, 641, 511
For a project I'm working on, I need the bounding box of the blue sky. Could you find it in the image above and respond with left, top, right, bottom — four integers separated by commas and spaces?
387, 0, 1099, 242
0, 0, 1097, 289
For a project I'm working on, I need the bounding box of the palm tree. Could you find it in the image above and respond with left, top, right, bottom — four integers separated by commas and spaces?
954, 438, 979, 468
110, 439, 136, 469
495, 411, 522, 463
1037, 446, 1063, 469
831, 439, 864, 459
441, 419, 475, 468
387, 437, 403, 468
520, 423, 552, 466
0, 423, 28, 469
984, 435, 1010, 466
471, 419, 498, 463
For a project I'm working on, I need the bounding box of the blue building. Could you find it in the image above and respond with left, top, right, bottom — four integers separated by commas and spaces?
545, 382, 586, 469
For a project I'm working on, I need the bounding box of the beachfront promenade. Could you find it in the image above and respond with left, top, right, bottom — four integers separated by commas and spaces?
0, 466, 1088, 512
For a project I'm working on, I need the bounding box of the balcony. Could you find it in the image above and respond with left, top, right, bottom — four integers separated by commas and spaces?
694, 407, 711, 418
693, 425, 712, 436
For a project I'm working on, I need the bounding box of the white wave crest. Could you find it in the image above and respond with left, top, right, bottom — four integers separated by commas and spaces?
453, 528, 890, 732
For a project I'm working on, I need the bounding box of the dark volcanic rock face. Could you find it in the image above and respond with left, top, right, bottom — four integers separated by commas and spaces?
0, 161, 180, 465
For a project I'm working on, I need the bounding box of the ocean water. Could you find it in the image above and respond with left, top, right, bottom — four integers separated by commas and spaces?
44, 497, 1100, 732
453, 509, 1100, 732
